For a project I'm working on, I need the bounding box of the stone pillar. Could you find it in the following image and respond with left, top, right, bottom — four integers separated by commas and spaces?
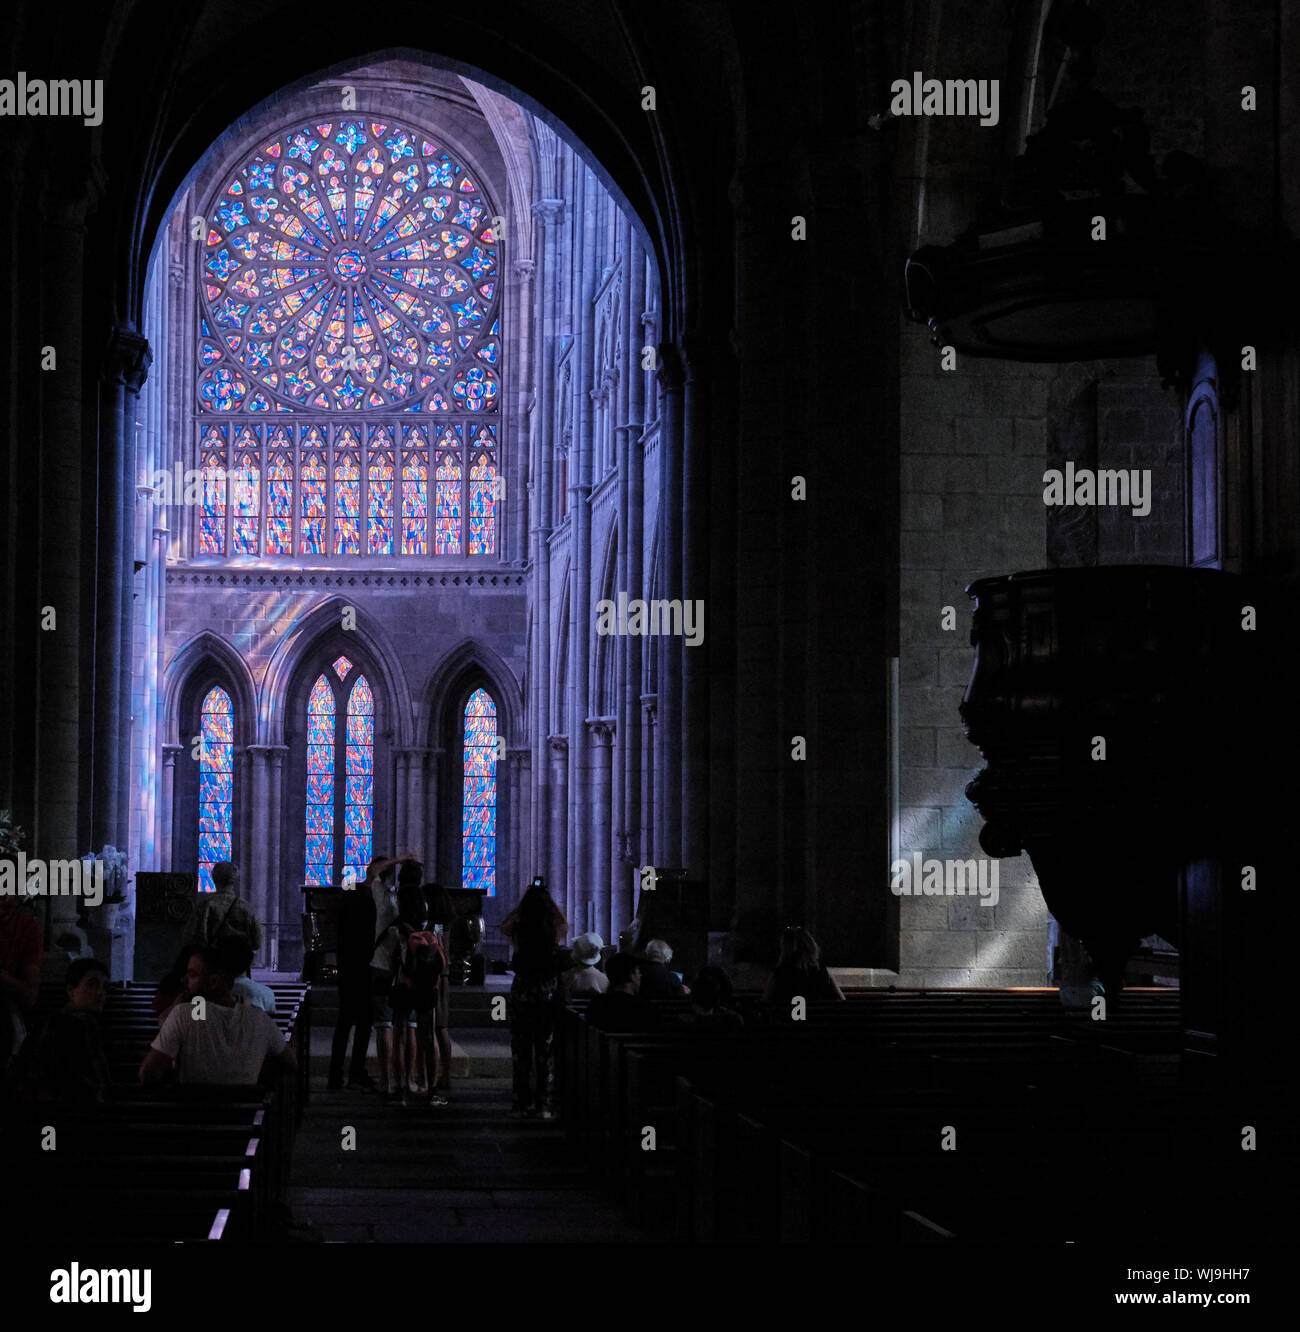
35, 167, 96, 885
511, 259, 535, 566
160, 746, 182, 871
245, 745, 276, 965
641, 697, 658, 866
404, 748, 426, 866
394, 748, 409, 854
680, 334, 710, 880
587, 720, 614, 939
513, 747, 532, 887
656, 346, 684, 863
426, 748, 443, 883
95, 330, 151, 850
548, 736, 569, 916
267, 745, 287, 968
530, 201, 563, 885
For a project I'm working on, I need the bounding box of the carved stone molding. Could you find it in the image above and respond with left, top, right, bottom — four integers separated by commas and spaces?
103, 328, 152, 393
587, 718, 616, 745
531, 198, 565, 225
166, 570, 527, 589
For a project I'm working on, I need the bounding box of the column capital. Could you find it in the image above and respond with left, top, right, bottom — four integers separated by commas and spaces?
513, 258, 536, 282
586, 718, 616, 745
655, 341, 684, 391
161, 744, 184, 764
531, 198, 565, 225
547, 734, 568, 756
103, 328, 152, 393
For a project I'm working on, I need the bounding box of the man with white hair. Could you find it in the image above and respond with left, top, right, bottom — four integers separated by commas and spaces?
637, 938, 689, 999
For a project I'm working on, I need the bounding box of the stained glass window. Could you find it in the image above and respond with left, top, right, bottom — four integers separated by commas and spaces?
198, 118, 500, 414
304, 656, 374, 887
195, 116, 502, 561
344, 676, 375, 888
198, 686, 234, 893
305, 674, 335, 886
462, 688, 497, 896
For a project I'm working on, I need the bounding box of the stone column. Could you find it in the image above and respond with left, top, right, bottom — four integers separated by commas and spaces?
35, 166, 97, 883
426, 749, 443, 883
245, 745, 276, 964
530, 201, 563, 884
394, 748, 409, 854
160, 745, 182, 872
267, 745, 287, 969
656, 346, 684, 863
587, 720, 615, 939
641, 697, 658, 866
511, 259, 535, 566
513, 747, 532, 887
680, 334, 710, 880
404, 748, 426, 867
548, 736, 569, 916
95, 330, 151, 850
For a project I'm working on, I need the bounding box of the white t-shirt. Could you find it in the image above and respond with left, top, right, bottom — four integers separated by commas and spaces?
152, 998, 288, 1084
370, 882, 401, 973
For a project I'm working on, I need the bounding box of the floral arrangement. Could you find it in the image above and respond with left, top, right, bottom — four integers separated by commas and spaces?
0, 809, 24, 862
82, 845, 131, 906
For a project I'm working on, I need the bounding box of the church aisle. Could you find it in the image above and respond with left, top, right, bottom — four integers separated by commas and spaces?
285, 1077, 644, 1244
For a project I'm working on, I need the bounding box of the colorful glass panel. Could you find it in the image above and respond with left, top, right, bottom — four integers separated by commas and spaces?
266, 450, 293, 554
231, 445, 260, 555
461, 688, 496, 896
198, 686, 234, 894
367, 451, 394, 555
300, 448, 326, 555
343, 676, 374, 888
199, 429, 227, 555
469, 452, 496, 556
305, 674, 335, 885
334, 439, 360, 554
200, 119, 499, 413
435, 453, 461, 555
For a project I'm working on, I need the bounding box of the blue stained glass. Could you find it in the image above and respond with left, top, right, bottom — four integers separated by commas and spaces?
198, 687, 234, 893
461, 688, 496, 896
305, 674, 335, 884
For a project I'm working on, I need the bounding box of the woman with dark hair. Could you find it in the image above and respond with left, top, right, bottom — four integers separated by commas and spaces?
500, 879, 567, 1117
422, 882, 457, 1104
763, 926, 846, 1009
151, 944, 202, 1027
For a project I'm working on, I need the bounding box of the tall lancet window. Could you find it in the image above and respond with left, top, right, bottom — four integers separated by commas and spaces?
462, 688, 497, 895
193, 118, 503, 559
304, 654, 374, 886
198, 686, 234, 893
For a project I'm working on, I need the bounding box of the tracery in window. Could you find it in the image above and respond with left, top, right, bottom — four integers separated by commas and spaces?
198, 686, 234, 893
194, 117, 502, 558
462, 688, 497, 896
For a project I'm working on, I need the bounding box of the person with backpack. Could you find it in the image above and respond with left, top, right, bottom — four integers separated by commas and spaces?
181, 861, 262, 953
393, 867, 449, 1107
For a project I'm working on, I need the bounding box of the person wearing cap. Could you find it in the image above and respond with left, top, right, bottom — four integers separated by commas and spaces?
560, 932, 608, 998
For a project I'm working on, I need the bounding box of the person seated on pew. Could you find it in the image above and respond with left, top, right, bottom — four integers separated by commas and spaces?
678, 966, 743, 1030
229, 940, 277, 1014
13, 957, 113, 1103
763, 927, 845, 1011
138, 942, 296, 1086
637, 939, 691, 999
150, 944, 201, 1028
584, 953, 661, 1033
560, 933, 609, 998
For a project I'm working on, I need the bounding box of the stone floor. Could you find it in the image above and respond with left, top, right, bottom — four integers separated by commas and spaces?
286, 1027, 643, 1243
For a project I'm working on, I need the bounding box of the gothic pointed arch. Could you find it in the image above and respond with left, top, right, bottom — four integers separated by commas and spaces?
422, 637, 523, 750
163, 630, 258, 748
260, 594, 412, 747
